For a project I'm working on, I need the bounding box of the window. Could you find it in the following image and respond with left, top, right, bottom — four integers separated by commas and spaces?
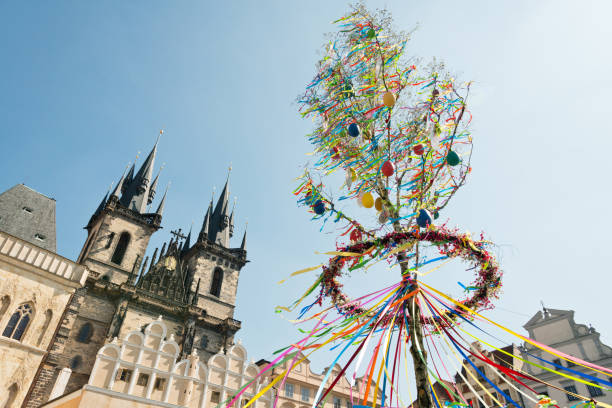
70, 355, 82, 370
77, 322, 93, 343
36, 309, 53, 347
333, 397, 342, 408
154, 377, 166, 390
22, 206, 33, 214
210, 268, 223, 297
567, 360, 576, 367
301, 387, 310, 402
137, 373, 149, 386
552, 358, 562, 367
34, 233, 46, 241
111, 232, 131, 265
346, 399, 352, 408
211, 391, 221, 403
587, 383, 604, 397
2, 303, 33, 341
241, 399, 250, 407
564, 385, 580, 401
116, 368, 133, 382
200, 335, 209, 349
285, 383, 294, 398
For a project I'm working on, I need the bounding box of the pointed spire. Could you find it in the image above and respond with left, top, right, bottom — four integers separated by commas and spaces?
123, 163, 136, 194
149, 248, 159, 271
229, 197, 236, 238
240, 223, 247, 251
95, 190, 109, 215
199, 197, 213, 242
148, 168, 162, 204
155, 184, 168, 216
111, 169, 127, 199
120, 133, 160, 213
159, 242, 167, 259
209, 169, 232, 247
182, 224, 192, 255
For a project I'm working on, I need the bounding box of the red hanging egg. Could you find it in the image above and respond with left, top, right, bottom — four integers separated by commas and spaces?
349, 229, 362, 242
381, 160, 395, 177
413, 144, 424, 156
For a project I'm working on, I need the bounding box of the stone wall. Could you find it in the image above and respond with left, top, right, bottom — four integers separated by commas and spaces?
0, 231, 86, 408
186, 251, 240, 319
84, 211, 155, 285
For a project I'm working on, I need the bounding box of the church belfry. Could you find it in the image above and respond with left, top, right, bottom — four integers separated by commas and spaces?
77, 137, 163, 285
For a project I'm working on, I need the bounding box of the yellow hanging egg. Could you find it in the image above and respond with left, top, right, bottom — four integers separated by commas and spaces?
361, 192, 374, 208
383, 92, 396, 108
350, 169, 357, 182
374, 197, 383, 211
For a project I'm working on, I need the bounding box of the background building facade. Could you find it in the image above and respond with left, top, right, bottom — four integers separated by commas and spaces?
0, 186, 88, 407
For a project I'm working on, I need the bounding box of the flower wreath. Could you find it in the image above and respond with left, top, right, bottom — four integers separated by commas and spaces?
316, 226, 502, 327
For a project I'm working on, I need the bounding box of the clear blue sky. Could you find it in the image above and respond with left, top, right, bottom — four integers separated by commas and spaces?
1, 0, 611, 372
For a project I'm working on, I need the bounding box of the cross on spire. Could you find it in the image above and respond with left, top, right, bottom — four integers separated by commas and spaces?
171, 228, 187, 240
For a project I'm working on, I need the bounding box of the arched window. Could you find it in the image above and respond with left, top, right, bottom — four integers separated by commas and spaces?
36, 309, 53, 347
0, 295, 10, 320
2, 303, 33, 341
3, 383, 18, 408
70, 355, 82, 370
210, 268, 223, 297
77, 322, 93, 343
111, 232, 130, 265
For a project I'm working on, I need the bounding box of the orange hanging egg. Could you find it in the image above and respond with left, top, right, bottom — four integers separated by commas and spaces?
361, 192, 374, 208
374, 197, 383, 211
383, 92, 396, 108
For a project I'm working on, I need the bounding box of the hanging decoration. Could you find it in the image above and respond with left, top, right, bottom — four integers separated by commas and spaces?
223, 5, 612, 408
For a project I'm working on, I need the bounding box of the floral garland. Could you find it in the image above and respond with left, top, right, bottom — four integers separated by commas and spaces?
316, 226, 502, 327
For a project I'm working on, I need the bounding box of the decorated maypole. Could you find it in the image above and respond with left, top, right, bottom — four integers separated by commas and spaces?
293, 6, 475, 407
227, 6, 612, 408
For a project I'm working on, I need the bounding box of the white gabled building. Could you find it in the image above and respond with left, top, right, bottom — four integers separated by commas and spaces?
42, 317, 273, 408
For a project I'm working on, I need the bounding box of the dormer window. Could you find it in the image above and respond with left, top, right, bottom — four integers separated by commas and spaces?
34, 233, 46, 241
22, 206, 33, 214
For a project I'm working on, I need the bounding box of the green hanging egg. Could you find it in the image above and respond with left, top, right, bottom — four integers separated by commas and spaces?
446, 150, 460, 166
367, 29, 376, 39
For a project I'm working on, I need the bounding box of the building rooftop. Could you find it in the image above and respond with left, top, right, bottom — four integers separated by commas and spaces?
0, 184, 57, 252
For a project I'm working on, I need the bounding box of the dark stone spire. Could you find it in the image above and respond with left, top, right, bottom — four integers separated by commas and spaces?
111, 171, 126, 199
123, 163, 135, 194
208, 173, 231, 247
240, 223, 247, 251
155, 185, 168, 217
229, 198, 236, 238
120, 135, 159, 213
148, 169, 161, 205
94, 190, 109, 215
198, 198, 213, 242
181, 226, 192, 255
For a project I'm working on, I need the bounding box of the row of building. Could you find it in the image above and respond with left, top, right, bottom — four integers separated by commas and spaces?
0, 139, 610, 407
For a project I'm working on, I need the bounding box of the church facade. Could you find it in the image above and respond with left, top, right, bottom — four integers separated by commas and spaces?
24, 139, 248, 407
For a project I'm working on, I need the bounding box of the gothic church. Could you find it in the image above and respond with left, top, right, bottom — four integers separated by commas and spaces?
26, 139, 248, 407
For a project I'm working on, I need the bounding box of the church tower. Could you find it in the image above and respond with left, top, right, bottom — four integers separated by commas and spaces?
77, 137, 164, 285
26, 137, 249, 408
